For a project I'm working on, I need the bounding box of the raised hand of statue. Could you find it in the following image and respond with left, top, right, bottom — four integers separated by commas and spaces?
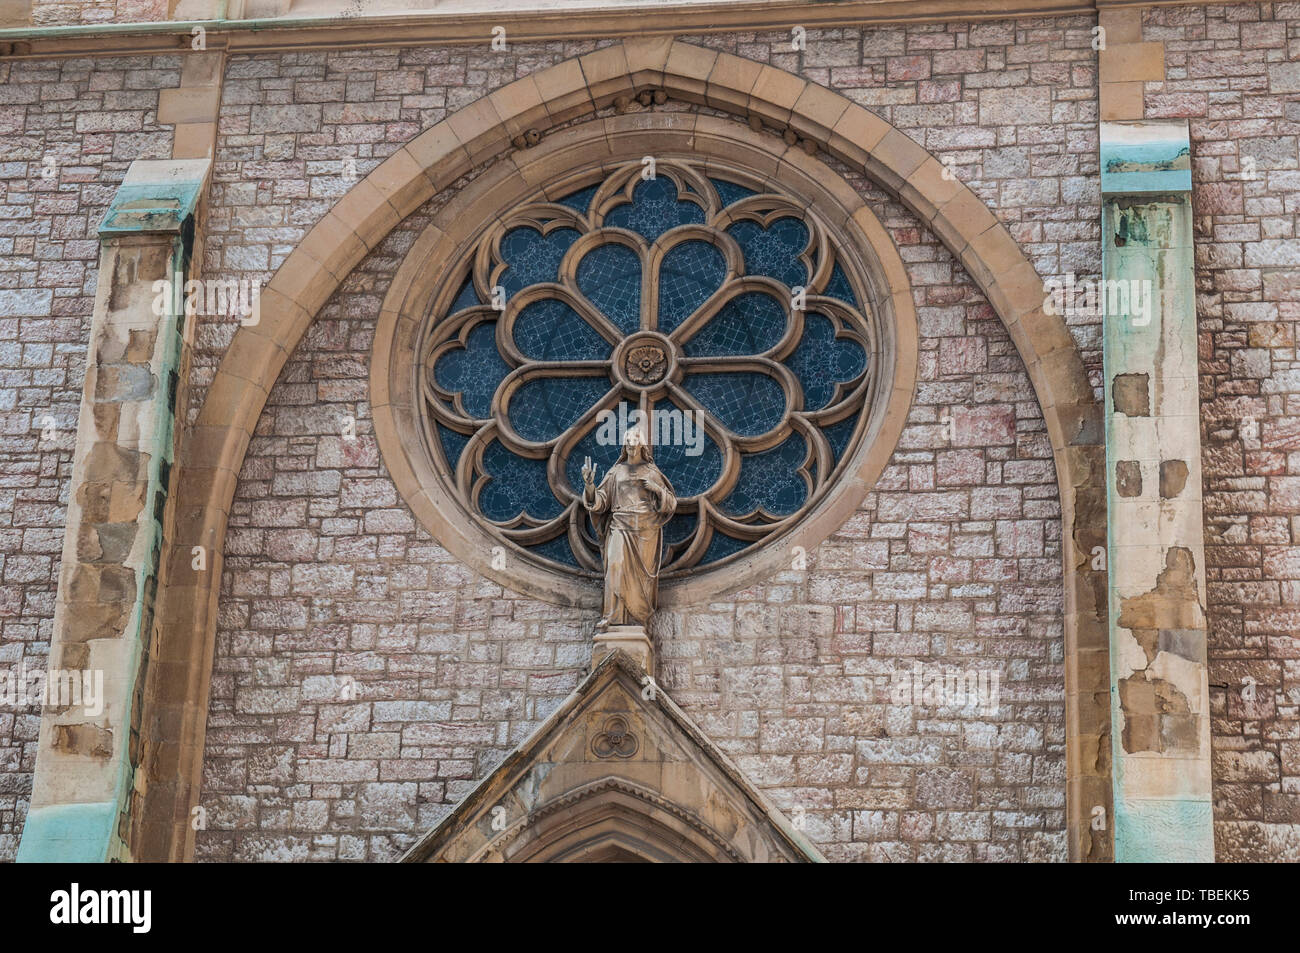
581, 456, 597, 488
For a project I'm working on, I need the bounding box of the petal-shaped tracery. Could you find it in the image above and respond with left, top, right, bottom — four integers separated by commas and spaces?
513, 298, 612, 362
602, 175, 706, 240
417, 160, 878, 576
680, 371, 787, 438
505, 375, 612, 444
726, 216, 811, 288
656, 240, 727, 333
682, 290, 787, 358
496, 224, 581, 294
784, 311, 868, 411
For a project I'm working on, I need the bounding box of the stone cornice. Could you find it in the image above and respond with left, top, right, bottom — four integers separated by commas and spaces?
0, 0, 1201, 60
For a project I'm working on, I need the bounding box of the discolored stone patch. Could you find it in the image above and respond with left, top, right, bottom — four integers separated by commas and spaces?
1159, 459, 1188, 499
1118, 547, 1204, 667
1116, 460, 1142, 497
1117, 672, 1198, 754
1112, 372, 1150, 417
51, 724, 114, 759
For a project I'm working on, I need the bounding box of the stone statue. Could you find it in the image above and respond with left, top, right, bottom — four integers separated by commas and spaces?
581, 427, 677, 631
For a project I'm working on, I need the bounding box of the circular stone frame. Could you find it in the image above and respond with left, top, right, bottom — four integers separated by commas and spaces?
372, 112, 918, 609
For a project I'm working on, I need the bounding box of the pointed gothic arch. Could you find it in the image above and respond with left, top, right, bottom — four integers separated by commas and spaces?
135, 38, 1111, 863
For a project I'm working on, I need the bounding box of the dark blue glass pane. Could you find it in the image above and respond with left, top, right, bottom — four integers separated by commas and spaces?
499, 225, 581, 295
514, 298, 610, 361
721, 432, 808, 518
663, 512, 697, 546
823, 261, 857, 306
433, 321, 510, 419
527, 534, 579, 568
437, 423, 470, 471
577, 244, 641, 334
700, 530, 748, 565
710, 178, 757, 208
507, 377, 609, 443
648, 399, 723, 498
822, 415, 858, 463
682, 372, 785, 436
556, 184, 598, 214
479, 442, 564, 522
449, 274, 479, 313
657, 240, 726, 333
727, 217, 809, 288
604, 176, 705, 241
785, 312, 867, 410
683, 291, 786, 357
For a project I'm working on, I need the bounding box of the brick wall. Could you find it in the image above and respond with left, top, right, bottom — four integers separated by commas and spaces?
194, 159, 1069, 862
1138, 2, 1300, 862
191, 17, 1101, 861
0, 53, 175, 861
2, 4, 1298, 863
29, 0, 167, 28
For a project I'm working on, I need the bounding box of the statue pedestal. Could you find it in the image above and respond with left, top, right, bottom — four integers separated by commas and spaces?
593, 625, 653, 672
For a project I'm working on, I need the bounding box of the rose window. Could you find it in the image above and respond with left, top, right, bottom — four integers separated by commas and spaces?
418, 159, 877, 578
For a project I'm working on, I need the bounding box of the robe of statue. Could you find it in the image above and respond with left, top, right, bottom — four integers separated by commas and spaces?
583, 443, 676, 629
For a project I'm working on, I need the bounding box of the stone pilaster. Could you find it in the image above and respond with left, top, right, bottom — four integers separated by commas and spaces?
16, 159, 208, 862
1100, 121, 1214, 862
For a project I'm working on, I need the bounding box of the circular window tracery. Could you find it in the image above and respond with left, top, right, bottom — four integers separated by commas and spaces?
417, 157, 879, 580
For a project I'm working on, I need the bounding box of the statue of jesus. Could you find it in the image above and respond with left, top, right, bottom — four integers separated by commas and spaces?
581, 427, 677, 631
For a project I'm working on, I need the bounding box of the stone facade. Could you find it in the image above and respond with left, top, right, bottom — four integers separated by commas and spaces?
1149, 2, 1300, 863
197, 145, 1068, 863
0, 2, 1297, 862
0, 53, 177, 859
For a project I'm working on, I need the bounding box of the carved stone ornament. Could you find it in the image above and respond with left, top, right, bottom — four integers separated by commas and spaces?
591, 715, 639, 759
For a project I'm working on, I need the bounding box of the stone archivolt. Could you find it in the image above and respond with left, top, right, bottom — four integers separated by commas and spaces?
124, 41, 1105, 863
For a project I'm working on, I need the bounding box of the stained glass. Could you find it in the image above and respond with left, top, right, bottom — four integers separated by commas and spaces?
604, 175, 706, 241
514, 298, 610, 362
683, 291, 785, 357
498, 225, 580, 294
577, 243, 640, 334
433, 321, 509, 420
436, 422, 470, 472
648, 397, 724, 499
784, 312, 868, 410
507, 376, 610, 443
721, 433, 809, 517
710, 178, 757, 208
557, 184, 598, 214
479, 442, 564, 522
700, 530, 749, 565
529, 534, 579, 568
727, 217, 809, 288
823, 261, 857, 306
657, 240, 726, 333
681, 372, 786, 437
449, 273, 479, 313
